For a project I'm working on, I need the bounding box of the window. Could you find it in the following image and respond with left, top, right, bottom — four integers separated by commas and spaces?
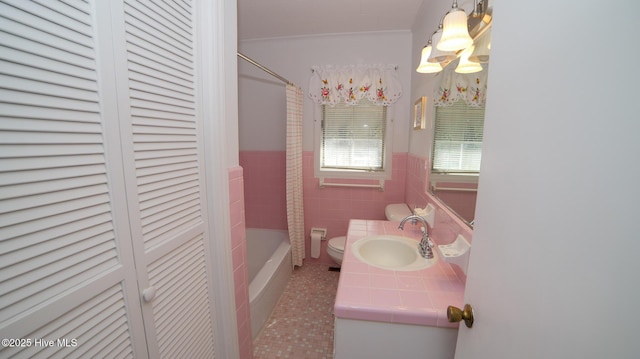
315, 99, 392, 180
432, 101, 485, 174
321, 99, 387, 172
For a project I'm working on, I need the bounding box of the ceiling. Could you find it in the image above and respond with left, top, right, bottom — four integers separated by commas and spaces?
237, 0, 426, 41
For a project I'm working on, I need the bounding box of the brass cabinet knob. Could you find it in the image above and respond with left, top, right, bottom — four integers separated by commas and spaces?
447, 304, 474, 328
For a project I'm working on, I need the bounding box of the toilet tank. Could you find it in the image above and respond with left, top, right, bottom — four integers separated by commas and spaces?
385, 203, 412, 221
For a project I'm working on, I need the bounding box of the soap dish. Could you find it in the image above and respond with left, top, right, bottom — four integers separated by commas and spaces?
437, 234, 471, 274
414, 203, 435, 228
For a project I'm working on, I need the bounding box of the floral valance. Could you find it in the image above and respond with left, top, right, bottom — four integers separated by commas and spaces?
309, 64, 402, 106
434, 65, 488, 107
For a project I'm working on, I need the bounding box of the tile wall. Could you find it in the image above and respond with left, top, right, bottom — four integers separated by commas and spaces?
239, 150, 471, 275
228, 166, 253, 359
240, 151, 409, 266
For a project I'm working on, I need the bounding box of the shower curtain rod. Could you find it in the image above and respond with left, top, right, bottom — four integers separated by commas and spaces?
237, 52, 294, 86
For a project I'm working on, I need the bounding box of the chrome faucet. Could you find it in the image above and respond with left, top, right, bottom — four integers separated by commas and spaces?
398, 214, 434, 259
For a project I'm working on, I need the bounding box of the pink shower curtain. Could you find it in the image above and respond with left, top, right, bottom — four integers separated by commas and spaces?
286, 84, 305, 267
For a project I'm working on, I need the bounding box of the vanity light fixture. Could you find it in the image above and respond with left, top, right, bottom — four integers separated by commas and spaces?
438, 0, 474, 51
417, 0, 491, 76
416, 40, 443, 73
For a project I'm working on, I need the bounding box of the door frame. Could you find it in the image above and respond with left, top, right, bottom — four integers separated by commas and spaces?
196, 0, 241, 358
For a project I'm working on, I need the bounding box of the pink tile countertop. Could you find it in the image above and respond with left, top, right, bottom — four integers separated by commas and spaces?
334, 219, 465, 328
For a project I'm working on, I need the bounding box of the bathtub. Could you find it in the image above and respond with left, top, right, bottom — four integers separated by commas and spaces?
246, 228, 292, 340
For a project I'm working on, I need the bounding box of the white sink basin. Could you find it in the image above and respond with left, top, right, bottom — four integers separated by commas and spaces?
351, 235, 437, 271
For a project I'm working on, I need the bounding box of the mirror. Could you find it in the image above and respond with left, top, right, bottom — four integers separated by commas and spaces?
428, 26, 491, 227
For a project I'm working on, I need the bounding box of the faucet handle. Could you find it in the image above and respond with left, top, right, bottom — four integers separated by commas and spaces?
419, 240, 435, 259
420, 237, 433, 248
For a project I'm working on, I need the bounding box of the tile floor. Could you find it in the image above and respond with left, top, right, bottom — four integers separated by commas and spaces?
253, 263, 340, 359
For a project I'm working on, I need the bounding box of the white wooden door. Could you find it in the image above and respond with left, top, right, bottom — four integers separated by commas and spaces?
1, 0, 220, 357
108, 0, 216, 357
453, 1, 640, 358
0, 0, 148, 357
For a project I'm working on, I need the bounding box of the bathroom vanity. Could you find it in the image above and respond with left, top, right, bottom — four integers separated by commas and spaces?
333, 219, 465, 359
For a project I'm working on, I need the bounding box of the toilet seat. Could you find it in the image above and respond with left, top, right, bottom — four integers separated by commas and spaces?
328, 236, 346, 253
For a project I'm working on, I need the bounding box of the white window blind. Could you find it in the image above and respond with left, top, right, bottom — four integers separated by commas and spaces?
432, 101, 485, 173
321, 100, 386, 171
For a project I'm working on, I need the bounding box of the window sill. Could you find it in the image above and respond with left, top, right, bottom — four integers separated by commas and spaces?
316, 168, 391, 181
430, 173, 479, 184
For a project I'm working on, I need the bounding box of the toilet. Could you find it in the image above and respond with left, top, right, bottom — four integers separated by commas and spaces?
326, 203, 413, 266
385, 203, 412, 221
327, 236, 346, 265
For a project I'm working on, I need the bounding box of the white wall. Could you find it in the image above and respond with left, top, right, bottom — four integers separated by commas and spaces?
238, 31, 413, 152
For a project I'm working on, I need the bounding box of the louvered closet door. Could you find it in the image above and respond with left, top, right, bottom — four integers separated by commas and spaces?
0, 0, 147, 358
113, 0, 216, 357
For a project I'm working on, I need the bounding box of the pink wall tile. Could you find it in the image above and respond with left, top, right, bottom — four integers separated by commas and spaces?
228, 166, 253, 359
241, 150, 410, 266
